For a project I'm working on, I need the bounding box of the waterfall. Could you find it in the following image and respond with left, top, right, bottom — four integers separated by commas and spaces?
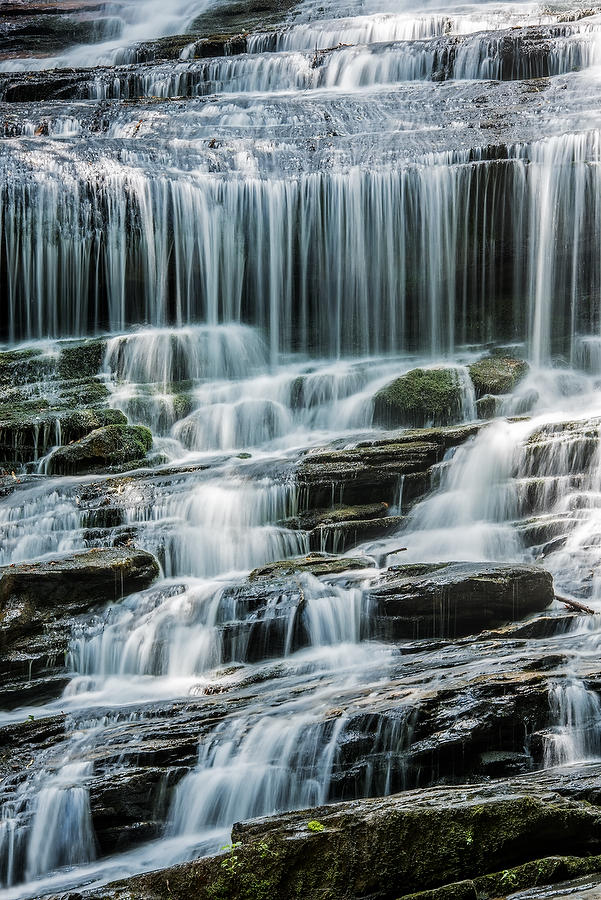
5, 0, 601, 897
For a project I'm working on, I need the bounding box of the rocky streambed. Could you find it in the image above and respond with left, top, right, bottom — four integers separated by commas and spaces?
2, 0, 601, 897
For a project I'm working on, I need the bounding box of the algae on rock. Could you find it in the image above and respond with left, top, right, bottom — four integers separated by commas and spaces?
373, 367, 467, 428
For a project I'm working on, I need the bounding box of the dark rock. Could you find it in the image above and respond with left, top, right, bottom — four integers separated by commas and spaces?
368, 562, 554, 639
72, 777, 601, 900
475, 393, 504, 419
46, 424, 153, 475
0, 547, 160, 648
373, 367, 467, 428
296, 424, 481, 509
468, 355, 529, 398
308, 515, 406, 553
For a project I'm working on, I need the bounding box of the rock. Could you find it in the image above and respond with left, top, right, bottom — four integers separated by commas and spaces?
308, 515, 405, 553
368, 562, 554, 639
57, 339, 106, 379
289, 502, 391, 531
0, 405, 126, 466
249, 553, 374, 580
373, 367, 467, 428
0, 547, 160, 648
475, 393, 503, 419
296, 424, 481, 509
46, 424, 153, 475
468, 355, 529, 398
285, 503, 405, 552
72, 777, 601, 900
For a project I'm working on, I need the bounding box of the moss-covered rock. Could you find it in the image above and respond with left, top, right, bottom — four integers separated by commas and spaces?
468, 356, 529, 398
46, 424, 153, 475
0, 406, 126, 465
57, 339, 106, 379
76, 783, 601, 900
373, 367, 466, 428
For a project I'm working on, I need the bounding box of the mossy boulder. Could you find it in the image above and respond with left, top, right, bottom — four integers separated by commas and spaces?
57, 339, 106, 379
46, 424, 153, 475
249, 553, 374, 580
373, 368, 466, 428
77, 782, 601, 900
0, 405, 126, 465
468, 356, 529, 398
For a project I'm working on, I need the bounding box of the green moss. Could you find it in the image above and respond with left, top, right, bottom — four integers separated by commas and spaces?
47, 424, 153, 475
468, 356, 529, 398
373, 368, 464, 428
57, 340, 107, 380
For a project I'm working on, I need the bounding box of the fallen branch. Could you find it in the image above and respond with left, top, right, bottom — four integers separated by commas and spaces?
556, 593, 596, 615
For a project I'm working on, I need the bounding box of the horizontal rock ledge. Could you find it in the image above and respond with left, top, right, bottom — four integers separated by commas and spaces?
69, 771, 601, 900
0, 547, 160, 647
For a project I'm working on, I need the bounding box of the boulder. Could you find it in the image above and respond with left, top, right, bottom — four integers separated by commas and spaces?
0, 405, 126, 466
0, 547, 160, 648
46, 424, 153, 475
71, 775, 601, 900
468, 355, 529, 398
368, 562, 554, 639
373, 367, 467, 428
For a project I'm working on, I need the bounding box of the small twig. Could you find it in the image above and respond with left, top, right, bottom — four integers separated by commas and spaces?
556, 593, 596, 615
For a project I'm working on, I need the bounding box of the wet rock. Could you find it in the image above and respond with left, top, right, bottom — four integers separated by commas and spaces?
0, 547, 159, 647
46, 423, 153, 475
309, 514, 405, 553
0, 405, 126, 466
368, 562, 554, 639
468, 355, 529, 398
284, 502, 404, 552
249, 552, 374, 580
57, 339, 106, 379
288, 502, 391, 532
297, 424, 481, 509
475, 393, 504, 419
74, 778, 601, 900
373, 367, 467, 428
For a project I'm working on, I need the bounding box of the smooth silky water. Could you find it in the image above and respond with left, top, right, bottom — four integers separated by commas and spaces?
2, 0, 601, 896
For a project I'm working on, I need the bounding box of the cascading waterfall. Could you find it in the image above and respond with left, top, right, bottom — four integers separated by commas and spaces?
4, 0, 601, 897
2, 131, 601, 363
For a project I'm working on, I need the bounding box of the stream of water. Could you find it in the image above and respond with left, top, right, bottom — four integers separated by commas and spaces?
2, 0, 601, 897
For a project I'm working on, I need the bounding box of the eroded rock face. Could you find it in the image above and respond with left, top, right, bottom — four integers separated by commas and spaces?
296, 424, 481, 509
69, 771, 601, 900
0, 547, 160, 644
0, 548, 159, 706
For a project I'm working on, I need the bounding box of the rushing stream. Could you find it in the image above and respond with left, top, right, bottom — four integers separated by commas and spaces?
2, 0, 601, 897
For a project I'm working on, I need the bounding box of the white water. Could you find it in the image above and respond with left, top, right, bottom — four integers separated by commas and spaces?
3, 0, 601, 897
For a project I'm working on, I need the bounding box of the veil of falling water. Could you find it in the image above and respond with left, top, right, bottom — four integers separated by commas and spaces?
4, 0, 601, 897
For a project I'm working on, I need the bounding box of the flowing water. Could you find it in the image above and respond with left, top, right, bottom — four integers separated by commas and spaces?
2, 0, 601, 896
